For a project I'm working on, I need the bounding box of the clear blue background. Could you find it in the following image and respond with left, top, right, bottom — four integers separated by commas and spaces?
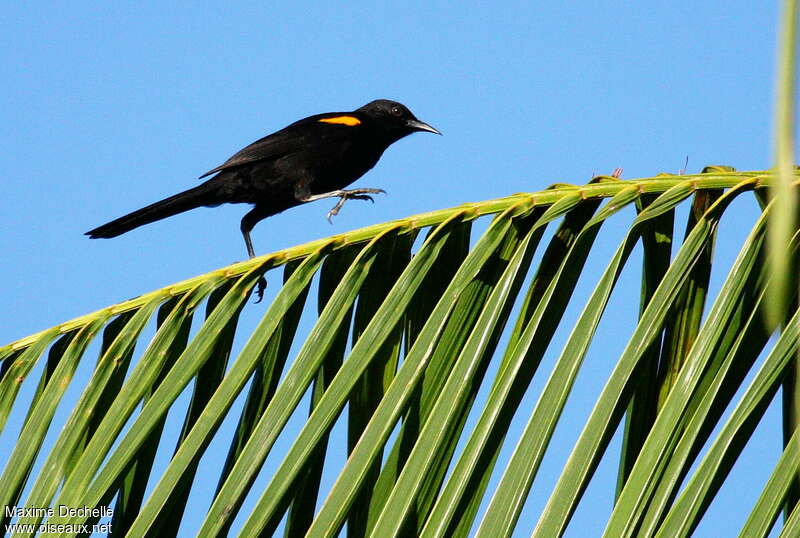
0, 2, 783, 537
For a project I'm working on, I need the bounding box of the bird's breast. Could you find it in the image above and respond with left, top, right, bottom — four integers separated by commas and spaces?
304, 138, 386, 193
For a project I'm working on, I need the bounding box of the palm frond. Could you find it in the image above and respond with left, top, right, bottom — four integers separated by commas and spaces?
3, 170, 800, 537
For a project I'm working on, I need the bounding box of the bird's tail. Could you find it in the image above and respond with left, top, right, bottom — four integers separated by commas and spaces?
86, 182, 220, 239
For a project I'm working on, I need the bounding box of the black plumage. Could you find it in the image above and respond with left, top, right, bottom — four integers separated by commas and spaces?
86, 99, 439, 258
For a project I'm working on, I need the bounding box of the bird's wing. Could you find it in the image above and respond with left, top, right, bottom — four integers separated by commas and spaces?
198, 112, 363, 178
198, 129, 306, 178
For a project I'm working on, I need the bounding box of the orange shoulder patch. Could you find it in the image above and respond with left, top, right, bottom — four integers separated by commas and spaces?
318, 115, 362, 126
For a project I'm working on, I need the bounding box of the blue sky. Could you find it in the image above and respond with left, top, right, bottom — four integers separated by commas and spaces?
0, 2, 783, 536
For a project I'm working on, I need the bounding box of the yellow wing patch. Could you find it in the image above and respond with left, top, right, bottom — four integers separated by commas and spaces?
318, 115, 362, 126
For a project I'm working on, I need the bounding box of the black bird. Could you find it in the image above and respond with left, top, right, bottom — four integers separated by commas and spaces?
86, 99, 440, 258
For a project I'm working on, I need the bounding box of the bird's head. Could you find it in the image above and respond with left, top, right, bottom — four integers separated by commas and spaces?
356, 99, 441, 142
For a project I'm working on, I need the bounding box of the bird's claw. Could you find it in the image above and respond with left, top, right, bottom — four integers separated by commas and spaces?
358, 188, 386, 195
254, 276, 267, 303
325, 188, 386, 223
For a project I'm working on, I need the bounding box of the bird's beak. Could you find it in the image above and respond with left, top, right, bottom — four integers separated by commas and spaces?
407, 118, 442, 135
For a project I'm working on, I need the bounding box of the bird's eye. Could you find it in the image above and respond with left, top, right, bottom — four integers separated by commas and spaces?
391, 106, 403, 116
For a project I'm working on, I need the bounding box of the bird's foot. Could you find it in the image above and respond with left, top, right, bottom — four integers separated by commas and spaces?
326, 188, 386, 223
254, 276, 267, 303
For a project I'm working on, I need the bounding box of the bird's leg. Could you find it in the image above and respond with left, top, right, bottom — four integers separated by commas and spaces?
241, 207, 270, 302
241, 208, 266, 258
296, 187, 387, 222
244, 230, 256, 259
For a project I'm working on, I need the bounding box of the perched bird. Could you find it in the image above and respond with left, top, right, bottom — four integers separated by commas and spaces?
86, 99, 440, 258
